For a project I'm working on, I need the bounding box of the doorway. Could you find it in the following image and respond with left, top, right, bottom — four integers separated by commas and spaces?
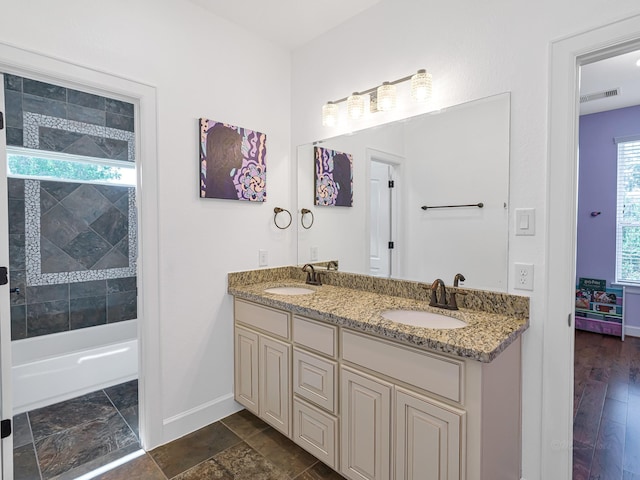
545, 13, 640, 479
0, 41, 162, 479
572, 48, 640, 478
367, 149, 403, 279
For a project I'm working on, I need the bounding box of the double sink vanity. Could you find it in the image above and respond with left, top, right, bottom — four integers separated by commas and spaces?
228, 266, 529, 480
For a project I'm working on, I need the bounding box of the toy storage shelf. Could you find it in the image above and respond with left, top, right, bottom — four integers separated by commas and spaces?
575, 290, 625, 339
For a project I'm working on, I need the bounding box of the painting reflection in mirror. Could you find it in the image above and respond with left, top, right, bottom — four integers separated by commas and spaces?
314, 146, 353, 207
199, 118, 267, 201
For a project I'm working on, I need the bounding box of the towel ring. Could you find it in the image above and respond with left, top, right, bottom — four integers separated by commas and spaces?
273, 207, 292, 230
301, 208, 314, 229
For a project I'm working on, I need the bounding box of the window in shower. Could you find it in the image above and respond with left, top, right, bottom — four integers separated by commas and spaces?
7, 147, 136, 186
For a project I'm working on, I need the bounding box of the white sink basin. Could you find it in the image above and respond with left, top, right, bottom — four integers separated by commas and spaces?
264, 286, 315, 295
381, 310, 467, 329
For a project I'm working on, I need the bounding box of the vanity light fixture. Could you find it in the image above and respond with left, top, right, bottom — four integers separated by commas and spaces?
321, 69, 432, 125
411, 69, 433, 101
322, 101, 339, 127
347, 92, 366, 119
376, 82, 397, 111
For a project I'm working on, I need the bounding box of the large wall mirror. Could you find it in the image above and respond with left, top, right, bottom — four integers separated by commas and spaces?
297, 93, 511, 291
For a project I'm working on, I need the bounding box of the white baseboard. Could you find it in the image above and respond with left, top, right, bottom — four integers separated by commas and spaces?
161, 393, 243, 445
625, 325, 640, 338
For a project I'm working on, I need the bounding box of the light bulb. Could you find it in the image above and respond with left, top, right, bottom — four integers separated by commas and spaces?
376, 82, 397, 111
411, 69, 433, 101
322, 102, 338, 127
347, 92, 365, 119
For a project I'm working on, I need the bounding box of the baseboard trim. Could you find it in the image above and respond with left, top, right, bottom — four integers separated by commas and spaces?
161, 393, 243, 445
624, 325, 640, 338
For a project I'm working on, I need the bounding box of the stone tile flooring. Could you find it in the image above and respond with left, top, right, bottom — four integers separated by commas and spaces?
14, 382, 345, 479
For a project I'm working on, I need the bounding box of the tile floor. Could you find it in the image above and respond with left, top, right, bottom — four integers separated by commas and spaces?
14, 380, 345, 479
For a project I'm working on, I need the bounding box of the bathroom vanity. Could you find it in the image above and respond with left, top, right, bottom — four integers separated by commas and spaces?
229, 267, 528, 480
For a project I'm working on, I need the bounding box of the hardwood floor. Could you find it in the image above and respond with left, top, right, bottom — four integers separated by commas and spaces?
574, 330, 640, 479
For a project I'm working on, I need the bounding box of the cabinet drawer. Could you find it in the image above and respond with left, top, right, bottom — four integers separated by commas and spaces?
293, 348, 337, 413
235, 299, 290, 339
293, 398, 338, 470
342, 330, 463, 403
293, 316, 337, 358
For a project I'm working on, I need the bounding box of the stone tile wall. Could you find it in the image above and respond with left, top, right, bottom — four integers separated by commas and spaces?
9, 178, 137, 340
3, 74, 134, 162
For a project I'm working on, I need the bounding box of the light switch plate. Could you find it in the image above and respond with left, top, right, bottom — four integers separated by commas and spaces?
515, 208, 535, 236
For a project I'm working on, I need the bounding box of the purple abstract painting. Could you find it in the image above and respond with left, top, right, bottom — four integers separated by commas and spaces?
200, 118, 267, 201
314, 146, 353, 207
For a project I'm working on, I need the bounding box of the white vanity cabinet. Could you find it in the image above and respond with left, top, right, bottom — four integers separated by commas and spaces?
234, 299, 291, 436
291, 315, 340, 469
232, 298, 522, 480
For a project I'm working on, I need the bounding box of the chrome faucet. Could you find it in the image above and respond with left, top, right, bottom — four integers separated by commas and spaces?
302, 264, 322, 286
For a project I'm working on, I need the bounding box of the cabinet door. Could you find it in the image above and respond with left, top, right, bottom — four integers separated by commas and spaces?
395, 387, 464, 480
259, 335, 291, 436
234, 326, 259, 414
341, 367, 391, 480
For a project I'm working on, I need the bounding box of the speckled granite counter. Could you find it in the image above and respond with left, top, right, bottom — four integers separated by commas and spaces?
228, 267, 529, 363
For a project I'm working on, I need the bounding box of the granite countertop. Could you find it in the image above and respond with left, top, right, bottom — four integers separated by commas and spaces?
229, 279, 529, 363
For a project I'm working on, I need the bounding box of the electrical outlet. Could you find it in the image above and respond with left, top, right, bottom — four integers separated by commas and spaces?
310, 246, 319, 261
258, 249, 268, 267
514, 263, 534, 290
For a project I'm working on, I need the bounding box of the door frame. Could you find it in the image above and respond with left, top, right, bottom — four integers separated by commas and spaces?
544, 13, 640, 478
366, 148, 404, 278
0, 42, 163, 454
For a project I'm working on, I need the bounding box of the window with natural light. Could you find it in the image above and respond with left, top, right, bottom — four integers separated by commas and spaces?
616, 139, 640, 284
7, 147, 136, 186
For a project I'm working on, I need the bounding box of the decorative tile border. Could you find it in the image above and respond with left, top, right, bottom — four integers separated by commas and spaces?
23, 112, 135, 162
25, 179, 137, 286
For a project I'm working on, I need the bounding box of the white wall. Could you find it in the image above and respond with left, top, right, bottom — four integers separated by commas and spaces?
0, 0, 294, 445
291, 1, 640, 479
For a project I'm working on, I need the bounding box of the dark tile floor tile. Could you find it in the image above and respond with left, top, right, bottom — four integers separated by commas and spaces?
172, 457, 233, 480
624, 471, 640, 479
35, 412, 138, 479
105, 380, 138, 411
13, 413, 33, 448
50, 443, 144, 480
29, 391, 117, 440
119, 405, 139, 439
93, 453, 166, 480
213, 442, 289, 480
245, 427, 318, 478
14, 443, 41, 480
573, 439, 594, 480
221, 409, 270, 440
294, 462, 347, 479
149, 422, 240, 479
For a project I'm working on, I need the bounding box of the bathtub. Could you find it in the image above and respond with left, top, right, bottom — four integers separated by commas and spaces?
12, 320, 138, 414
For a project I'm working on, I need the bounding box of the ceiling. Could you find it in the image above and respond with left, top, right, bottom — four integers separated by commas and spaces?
580, 49, 640, 115
189, 0, 637, 115
189, 0, 382, 50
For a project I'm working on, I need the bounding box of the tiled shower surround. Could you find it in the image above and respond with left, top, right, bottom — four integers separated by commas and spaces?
3, 74, 135, 160
9, 177, 137, 340
4, 74, 138, 340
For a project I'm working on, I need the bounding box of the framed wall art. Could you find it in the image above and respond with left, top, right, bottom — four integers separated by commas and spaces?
199, 118, 267, 201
